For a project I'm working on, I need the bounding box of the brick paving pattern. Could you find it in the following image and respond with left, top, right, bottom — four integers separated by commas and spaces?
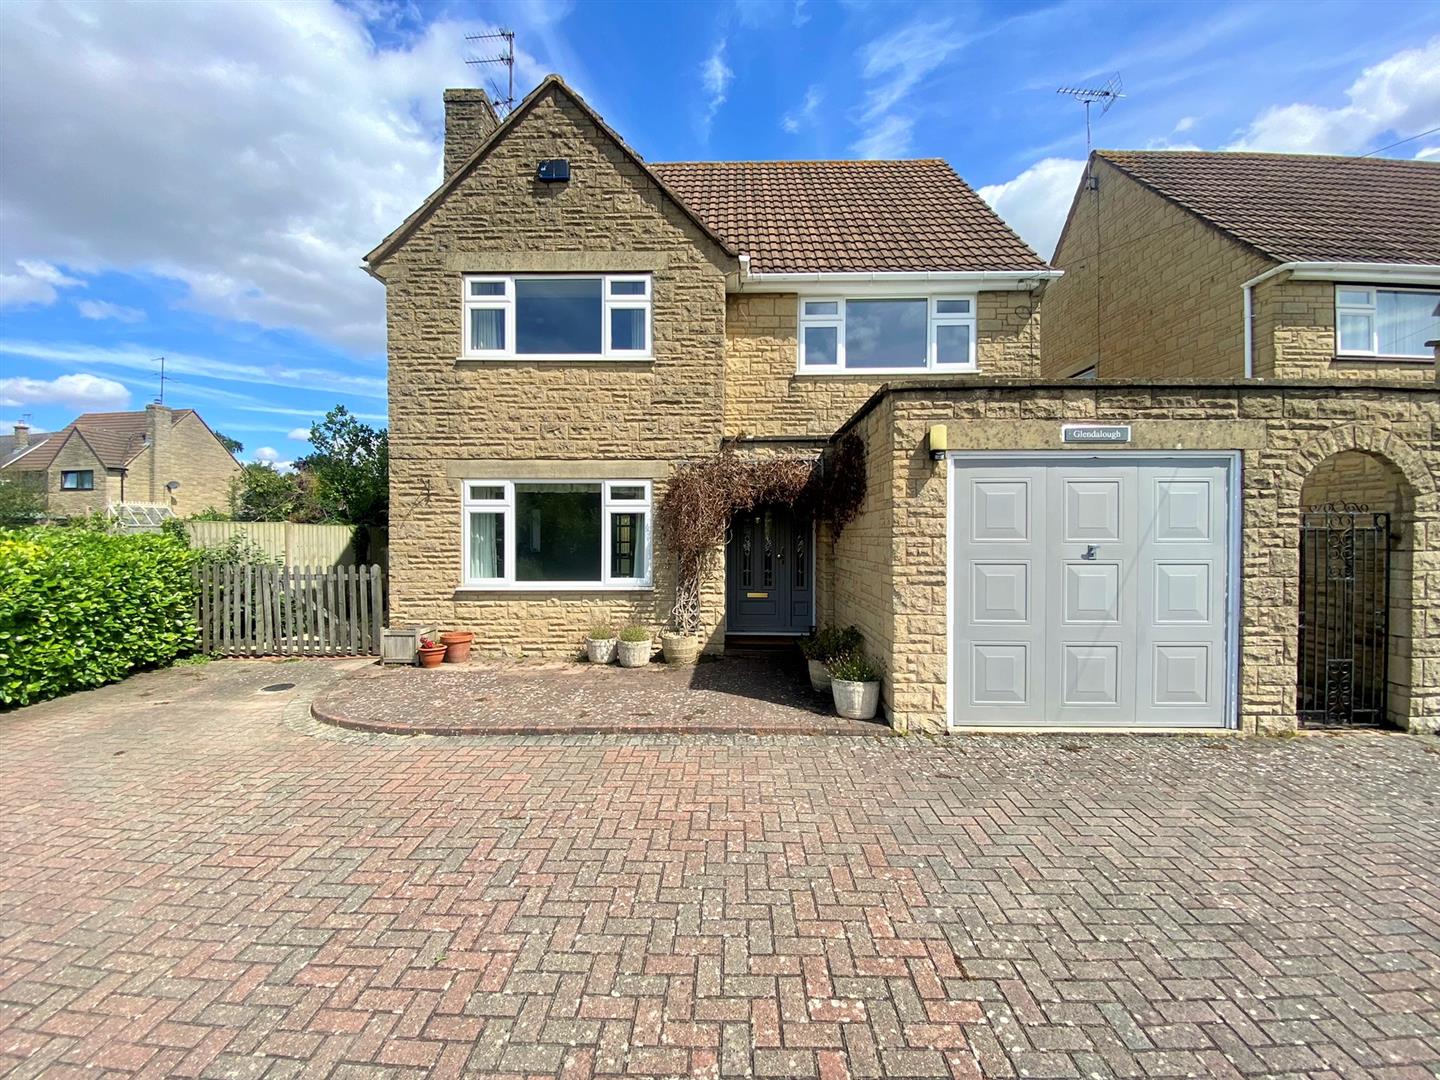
311, 653, 892, 737
1, 660, 1438, 1079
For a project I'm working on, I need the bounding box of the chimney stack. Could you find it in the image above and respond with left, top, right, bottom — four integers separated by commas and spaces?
146, 403, 172, 502
12, 421, 29, 449
444, 88, 500, 177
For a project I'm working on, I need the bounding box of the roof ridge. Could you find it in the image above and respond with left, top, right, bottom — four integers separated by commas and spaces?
1098, 147, 1439, 167
653, 158, 949, 167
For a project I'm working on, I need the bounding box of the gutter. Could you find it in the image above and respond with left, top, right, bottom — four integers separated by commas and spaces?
1240, 260, 1440, 378
736, 264, 1062, 291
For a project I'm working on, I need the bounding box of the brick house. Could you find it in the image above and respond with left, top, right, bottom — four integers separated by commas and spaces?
369, 77, 1440, 735
0, 404, 240, 519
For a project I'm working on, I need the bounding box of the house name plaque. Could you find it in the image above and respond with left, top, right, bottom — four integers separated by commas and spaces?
1062, 424, 1132, 445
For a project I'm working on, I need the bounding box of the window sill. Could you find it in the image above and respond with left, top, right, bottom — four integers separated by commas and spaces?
795, 366, 979, 377
454, 583, 654, 596
455, 355, 654, 364
1333, 353, 1435, 364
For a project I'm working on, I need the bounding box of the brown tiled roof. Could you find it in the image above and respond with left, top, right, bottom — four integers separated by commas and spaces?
1, 409, 194, 472
1097, 150, 1440, 264
650, 159, 1049, 274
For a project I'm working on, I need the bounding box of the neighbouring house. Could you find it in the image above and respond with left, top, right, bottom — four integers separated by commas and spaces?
0, 404, 241, 519
367, 76, 1440, 735
1042, 149, 1440, 381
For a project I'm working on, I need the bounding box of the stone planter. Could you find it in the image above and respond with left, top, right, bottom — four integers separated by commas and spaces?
440, 631, 473, 664
616, 638, 652, 668
831, 678, 880, 720
807, 659, 831, 693
586, 637, 617, 665
661, 632, 700, 665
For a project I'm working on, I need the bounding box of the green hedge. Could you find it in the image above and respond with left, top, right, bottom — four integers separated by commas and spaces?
0, 527, 200, 707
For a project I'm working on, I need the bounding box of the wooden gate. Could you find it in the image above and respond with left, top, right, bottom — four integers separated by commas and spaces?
196, 563, 385, 657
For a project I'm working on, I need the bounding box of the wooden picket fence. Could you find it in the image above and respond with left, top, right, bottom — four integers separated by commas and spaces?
195, 563, 385, 657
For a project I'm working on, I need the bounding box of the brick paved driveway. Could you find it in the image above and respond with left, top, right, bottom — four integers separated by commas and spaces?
2, 660, 1438, 1080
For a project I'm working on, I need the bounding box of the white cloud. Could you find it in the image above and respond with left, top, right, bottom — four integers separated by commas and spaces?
793, 0, 809, 27
1173, 116, 1196, 134
782, 86, 822, 135
253, 446, 283, 463
0, 1, 570, 355
0, 340, 386, 400
699, 39, 733, 139
287, 427, 312, 441
1228, 38, 1440, 154
0, 373, 131, 411
1, 421, 46, 435
977, 158, 1085, 262
850, 18, 965, 157
76, 299, 146, 323
237, 403, 387, 423
0, 260, 83, 308
1418, 146, 1440, 161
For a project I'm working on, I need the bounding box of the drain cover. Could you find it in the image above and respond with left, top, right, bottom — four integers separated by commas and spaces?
261, 682, 295, 692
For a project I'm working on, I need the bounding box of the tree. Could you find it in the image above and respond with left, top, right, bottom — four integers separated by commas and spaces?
214, 431, 243, 456
229, 463, 316, 522
0, 475, 46, 526
295, 406, 388, 526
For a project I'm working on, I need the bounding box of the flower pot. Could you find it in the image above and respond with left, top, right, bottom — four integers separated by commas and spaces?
616, 638, 652, 668
807, 659, 831, 693
587, 637, 617, 665
440, 631, 473, 664
662, 632, 700, 665
417, 645, 446, 669
831, 678, 880, 720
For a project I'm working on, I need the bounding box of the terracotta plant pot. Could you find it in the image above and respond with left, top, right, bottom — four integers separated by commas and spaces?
807, 659, 831, 693
831, 678, 880, 720
417, 645, 447, 669
616, 638, 652, 668
661, 632, 700, 665
440, 631, 474, 664
587, 637, 617, 664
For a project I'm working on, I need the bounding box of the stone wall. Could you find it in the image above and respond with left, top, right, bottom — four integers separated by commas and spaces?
725, 290, 1043, 438
128, 408, 241, 516
1042, 158, 1270, 379
376, 83, 733, 653
845, 381, 1440, 735
38, 435, 114, 517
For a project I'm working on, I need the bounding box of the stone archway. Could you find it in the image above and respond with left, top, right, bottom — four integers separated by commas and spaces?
1285, 425, 1436, 731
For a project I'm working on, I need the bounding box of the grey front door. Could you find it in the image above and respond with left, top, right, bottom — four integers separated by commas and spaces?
726, 506, 813, 633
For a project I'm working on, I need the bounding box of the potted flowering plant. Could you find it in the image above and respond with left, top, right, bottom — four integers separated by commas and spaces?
586, 623, 617, 665
416, 636, 447, 668
798, 625, 863, 693
616, 625, 653, 668
440, 630, 474, 663
827, 652, 883, 720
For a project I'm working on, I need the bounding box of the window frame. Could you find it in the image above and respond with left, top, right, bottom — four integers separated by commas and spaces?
459, 478, 653, 590
60, 469, 94, 491
796, 293, 978, 374
1333, 284, 1440, 360
460, 273, 654, 361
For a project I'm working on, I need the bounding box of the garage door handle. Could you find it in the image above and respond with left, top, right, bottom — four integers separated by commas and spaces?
1082, 545, 1099, 560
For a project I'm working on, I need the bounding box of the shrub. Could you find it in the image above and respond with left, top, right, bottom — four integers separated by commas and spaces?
618, 625, 651, 643
0, 527, 201, 707
587, 623, 616, 641
827, 651, 884, 683
799, 624, 863, 662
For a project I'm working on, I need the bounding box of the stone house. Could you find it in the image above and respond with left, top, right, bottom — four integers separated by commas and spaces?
0, 405, 240, 519
369, 76, 1440, 735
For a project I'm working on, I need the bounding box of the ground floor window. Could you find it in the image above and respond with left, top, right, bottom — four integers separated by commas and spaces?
60, 469, 94, 490
461, 479, 651, 589
1335, 285, 1440, 359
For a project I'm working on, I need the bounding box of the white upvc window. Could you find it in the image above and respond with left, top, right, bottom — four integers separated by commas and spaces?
1334, 285, 1440, 359
461, 479, 652, 590
460, 274, 653, 360
797, 294, 978, 374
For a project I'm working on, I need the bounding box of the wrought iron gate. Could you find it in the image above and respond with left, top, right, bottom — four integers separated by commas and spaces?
1298, 507, 1391, 726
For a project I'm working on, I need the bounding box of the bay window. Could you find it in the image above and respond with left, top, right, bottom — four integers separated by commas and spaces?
462, 274, 652, 359
1335, 286, 1440, 359
798, 295, 977, 372
461, 480, 652, 589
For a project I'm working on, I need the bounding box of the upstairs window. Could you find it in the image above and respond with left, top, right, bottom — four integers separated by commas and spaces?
798, 295, 977, 373
60, 469, 94, 491
462, 274, 652, 360
1335, 286, 1439, 359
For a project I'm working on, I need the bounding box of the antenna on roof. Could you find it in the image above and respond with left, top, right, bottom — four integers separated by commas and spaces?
465, 29, 516, 115
1058, 74, 1124, 153
154, 356, 168, 406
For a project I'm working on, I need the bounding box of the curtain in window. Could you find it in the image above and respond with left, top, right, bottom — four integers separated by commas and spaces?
470, 308, 504, 351
469, 511, 503, 579
1376, 291, 1440, 357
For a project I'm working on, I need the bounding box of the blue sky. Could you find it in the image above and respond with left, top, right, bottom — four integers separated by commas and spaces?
2, 0, 1437, 463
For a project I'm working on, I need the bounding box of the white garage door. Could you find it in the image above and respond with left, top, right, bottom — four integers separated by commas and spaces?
950, 455, 1235, 728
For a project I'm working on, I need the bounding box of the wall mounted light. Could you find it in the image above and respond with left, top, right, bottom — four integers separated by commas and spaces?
927, 424, 948, 461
